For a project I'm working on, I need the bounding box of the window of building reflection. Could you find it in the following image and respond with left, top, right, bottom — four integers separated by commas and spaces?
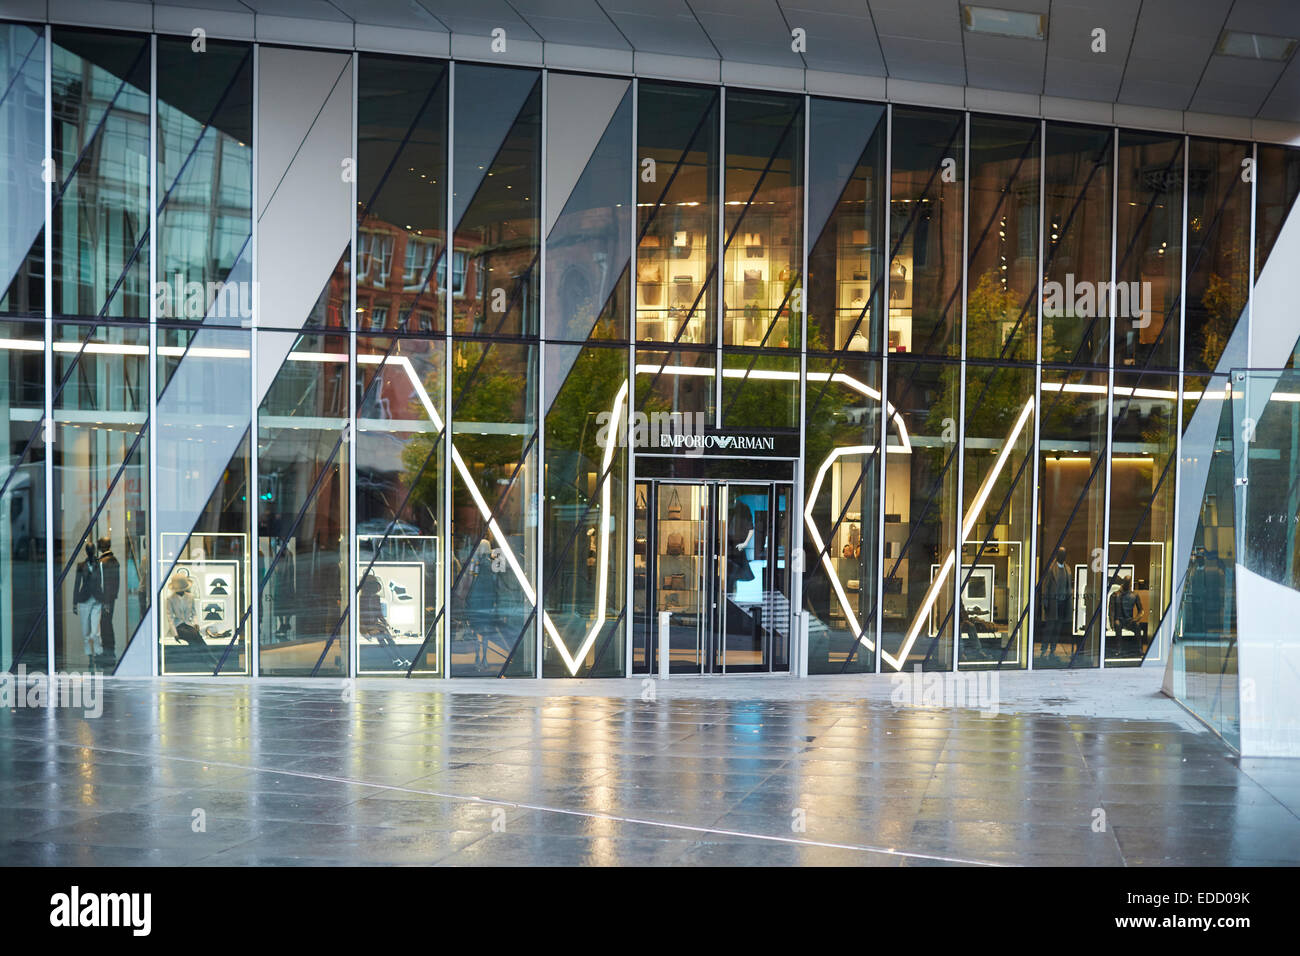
0, 320, 45, 671
451, 65, 539, 338
637, 82, 719, 347
967, 115, 1038, 364
156, 37, 251, 325
956, 362, 1034, 669
51, 28, 150, 319
542, 343, 627, 677
1116, 130, 1183, 370
1042, 122, 1111, 366
51, 322, 150, 672
356, 335, 445, 675
806, 97, 885, 353
803, 356, 881, 673
1035, 367, 1108, 668
0, 22, 46, 316
358, 54, 448, 334
881, 359, 958, 670
257, 333, 349, 676
723, 89, 802, 350
449, 339, 538, 677
1106, 371, 1176, 665
1185, 138, 1251, 373
889, 108, 964, 359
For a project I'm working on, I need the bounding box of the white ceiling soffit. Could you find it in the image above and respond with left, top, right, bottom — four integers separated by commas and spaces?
25, 0, 1300, 134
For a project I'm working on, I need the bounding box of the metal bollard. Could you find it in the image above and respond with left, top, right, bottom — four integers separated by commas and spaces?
658, 610, 671, 680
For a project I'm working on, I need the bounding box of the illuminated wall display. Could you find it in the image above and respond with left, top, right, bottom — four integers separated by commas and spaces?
0, 20, 1296, 706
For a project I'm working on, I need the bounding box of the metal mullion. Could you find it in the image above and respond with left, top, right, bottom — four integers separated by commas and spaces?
147, 33, 158, 676
249, 42, 261, 676
443, 60, 455, 677
716, 88, 725, 429
347, 51, 358, 679
795, 91, 809, 677
1100, 126, 1118, 668
1028, 118, 1045, 670
953, 111, 969, 672
537, 68, 547, 679
875, 103, 891, 674
43, 24, 53, 673
626, 77, 638, 678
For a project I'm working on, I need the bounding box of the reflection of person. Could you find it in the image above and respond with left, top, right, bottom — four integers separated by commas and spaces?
73, 542, 104, 659
727, 500, 755, 597
165, 574, 204, 646
97, 536, 120, 661
359, 572, 405, 668
959, 603, 992, 663
1041, 547, 1072, 659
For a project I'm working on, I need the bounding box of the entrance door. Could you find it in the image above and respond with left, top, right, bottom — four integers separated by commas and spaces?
639, 480, 791, 674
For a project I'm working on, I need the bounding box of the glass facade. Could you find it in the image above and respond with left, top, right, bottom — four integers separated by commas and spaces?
1, 22, 1298, 682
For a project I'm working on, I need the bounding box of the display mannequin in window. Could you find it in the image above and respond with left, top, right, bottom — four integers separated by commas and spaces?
1109, 575, 1146, 649
1040, 547, 1072, 660
165, 574, 204, 647
359, 571, 407, 668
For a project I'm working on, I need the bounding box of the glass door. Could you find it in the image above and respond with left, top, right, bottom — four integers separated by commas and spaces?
717, 483, 791, 673
654, 482, 710, 674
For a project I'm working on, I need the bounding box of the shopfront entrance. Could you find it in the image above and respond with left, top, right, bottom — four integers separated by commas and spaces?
633, 479, 793, 674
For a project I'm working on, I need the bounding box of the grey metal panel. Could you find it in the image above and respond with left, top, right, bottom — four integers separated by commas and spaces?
418, 0, 542, 39
1046, 0, 1139, 103
963, 32, 1045, 93
256, 15, 353, 48
450, 33, 544, 65
1225, 0, 1300, 36
509, 0, 632, 48
779, 4, 886, 75
241, 0, 350, 19
255, 47, 352, 403
887, 76, 964, 109
354, 24, 450, 58
153, 5, 256, 40
48, 0, 153, 29
720, 60, 804, 90
329, 0, 448, 30
868, 0, 963, 43
1190, 54, 1284, 116
544, 41, 635, 73
1259, 57, 1300, 122
632, 51, 721, 82
878, 37, 965, 85
1117, 77, 1200, 112
599, 1, 718, 58
689, 0, 796, 67
805, 68, 888, 99
545, 72, 629, 235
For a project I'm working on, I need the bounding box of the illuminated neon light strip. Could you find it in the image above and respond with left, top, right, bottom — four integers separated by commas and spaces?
881, 397, 1035, 671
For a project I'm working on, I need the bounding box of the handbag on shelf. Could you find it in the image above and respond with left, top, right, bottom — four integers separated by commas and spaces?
666, 488, 682, 519
634, 536, 647, 556
666, 532, 686, 556
663, 572, 686, 590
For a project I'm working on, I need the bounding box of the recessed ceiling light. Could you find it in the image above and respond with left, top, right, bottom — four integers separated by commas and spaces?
1216, 29, 1297, 61
962, 5, 1045, 40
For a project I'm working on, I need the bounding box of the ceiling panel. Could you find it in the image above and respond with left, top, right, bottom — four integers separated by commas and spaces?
875, 35, 965, 85
416, 0, 543, 40
598, 0, 719, 58
1190, 54, 1287, 115
779, 4, 886, 75
963, 33, 1045, 94
1045, 0, 1137, 103
688, 0, 800, 67
328, 0, 446, 31
1259, 55, 1300, 121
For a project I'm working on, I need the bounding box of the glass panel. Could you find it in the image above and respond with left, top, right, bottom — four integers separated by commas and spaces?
51, 28, 150, 319
1256, 144, 1300, 281
156, 325, 252, 675
156, 37, 252, 325
0, 22, 45, 315
1172, 373, 1237, 746
957, 362, 1034, 669
1042, 122, 1111, 366
357, 54, 448, 334
541, 343, 627, 677
257, 332, 349, 676
889, 108, 964, 359
807, 97, 885, 354
633, 479, 650, 673
449, 339, 538, 677
720, 350, 798, 430
0, 319, 45, 670
451, 65, 539, 338
1115, 130, 1182, 370
356, 335, 445, 675
722, 90, 802, 349
545, 77, 631, 343
655, 482, 707, 674
1106, 371, 1176, 666
881, 359, 959, 671
1035, 367, 1107, 668
1185, 138, 1251, 373
804, 355, 881, 673
634, 346, 714, 424
52, 322, 150, 672
637, 82, 718, 347
967, 115, 1038, 363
